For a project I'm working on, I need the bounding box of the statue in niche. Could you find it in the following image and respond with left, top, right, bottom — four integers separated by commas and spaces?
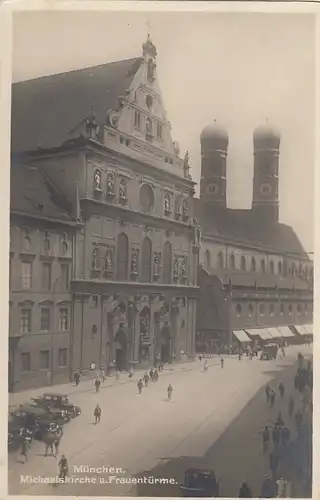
106, 174, 115, 195
146, 117, 153, 136
92, 249, 98, 269
182, 199, 188, 218
164, 194, 171, 213
153, 255, 160, 275
105, 249, 114, 272
181, 258, 187, 278
119, 179, 127, 199
183, 150, 191, 179
131, 252, 138, 274
173, 258, 179, 277
94, 169, 102, 191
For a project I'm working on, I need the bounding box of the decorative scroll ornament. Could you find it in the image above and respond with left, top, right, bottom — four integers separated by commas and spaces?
106, 110, 120, 129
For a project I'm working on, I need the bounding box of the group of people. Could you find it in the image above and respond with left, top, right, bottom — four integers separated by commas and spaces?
136, 368, 173, 400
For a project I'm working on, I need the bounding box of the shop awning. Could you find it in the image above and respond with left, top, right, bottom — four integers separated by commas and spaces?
294, 325, 309, 336
303, 324, 313, 335
277, 326, 295, 338
233, 330, 252, 343
267, 328, 282, 339
245, 328, 272, 340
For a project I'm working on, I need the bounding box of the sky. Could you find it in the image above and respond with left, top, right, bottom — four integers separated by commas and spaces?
11, 10, 315, 252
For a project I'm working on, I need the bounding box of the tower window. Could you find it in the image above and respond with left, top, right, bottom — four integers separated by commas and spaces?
156, 123, 163, 139
229, 254, 235, 270
269, 260, 274, 274
240, 256, 246, 271
134, 110, 141, 129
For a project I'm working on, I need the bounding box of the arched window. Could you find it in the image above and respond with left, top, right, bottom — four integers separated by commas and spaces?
241, 256, 246, 271
162, 241, 172, 284
205, 250, 211, 268
217, 251, 224, 269
229, 253, 235, 270
283, 261, 288, 277
269, 260, 274, 274
297, 303, 301, 315
251, 257, 256, 272
116, 233, 129, 281
278, 261, 282, 275
141, 237, 152, 283
235, 304, 242, 317
261, 259, 266, 274
248, 304, 254, 317
288, 304, 293, 315
291, 263, 296, 277
259, 304, 265, 316
139, 184, 154, 212
280, 303, 284, 315
270, 303, 275, 316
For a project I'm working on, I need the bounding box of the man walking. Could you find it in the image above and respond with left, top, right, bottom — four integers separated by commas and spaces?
94, 378, 101, 393
167, 384, 173, 400
94, 404, 101, 424
137, 378, 143, 394
220, 357, 224, 369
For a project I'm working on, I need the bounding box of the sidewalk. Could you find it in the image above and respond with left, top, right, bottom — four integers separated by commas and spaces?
9, 357, 222, 408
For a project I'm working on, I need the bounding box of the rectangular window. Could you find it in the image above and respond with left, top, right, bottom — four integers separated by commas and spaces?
61, 264, 70, 291
157, 123, 163, 139
134, 110, 141, 129
58, 348, 68, 367
92, 295, 99, 308
21, 352, 31, 372
20, 308, 31, 333
59, 308, 69, 331
40, 308, 51, 332
39, 350, 50, 370
21, 262, 32, 290
42, 263, 52, 290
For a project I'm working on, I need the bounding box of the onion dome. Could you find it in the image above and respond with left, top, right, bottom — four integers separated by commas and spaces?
200, 120, 229, 152
142, 34, 157, 58
253, 122, 280, 150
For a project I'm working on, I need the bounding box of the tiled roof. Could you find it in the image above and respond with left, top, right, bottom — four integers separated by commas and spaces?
11, 58, 143, 153
195, 199, 307, 257
10, 164, 72, 222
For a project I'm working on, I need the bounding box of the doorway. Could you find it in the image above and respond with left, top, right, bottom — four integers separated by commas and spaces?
114, 327, 128, 371
160, 327, 171, 363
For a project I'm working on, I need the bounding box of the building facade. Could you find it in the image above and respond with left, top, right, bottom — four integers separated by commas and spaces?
195, 122, 313, 352
10, 37, 199, 388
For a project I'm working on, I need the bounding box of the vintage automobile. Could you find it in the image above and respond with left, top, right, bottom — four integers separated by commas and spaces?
34, 393, 81, 418
31, 398, 71, 424
180, 469, 220, 497
260, 343, 279, 361
10, 405, 62, 441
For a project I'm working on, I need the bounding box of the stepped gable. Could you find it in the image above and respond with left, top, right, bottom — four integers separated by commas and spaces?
194, 199, 306, 256
11, 57, 143, 153
10, 164, 72, 221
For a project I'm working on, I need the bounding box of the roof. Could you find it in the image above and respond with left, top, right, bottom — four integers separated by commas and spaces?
10, 164, 73, 222
205, 269, 311, 290
195, 199, 307, 257
11, 57, 143, 153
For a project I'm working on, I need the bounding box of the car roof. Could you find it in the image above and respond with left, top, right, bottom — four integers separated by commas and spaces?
42, 393, 68, 397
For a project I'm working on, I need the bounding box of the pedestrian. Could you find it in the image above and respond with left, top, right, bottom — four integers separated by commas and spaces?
265, 383, 271, 403
238, 481, 252, 497
220, 357, 224, 369
74, 371, 80, 386
269, 452, 279, 479
167, 384, 173, 400
94, 378, 101, 393
262, 425, 270, 452
137, 378, 143, 394
238, 352, 242, 361
198, 355, 202, 362
44, 439, 54, 456
143, 372, 149, 387
101, 369, 106, 382
153, 369, 159, 382
20, 436, 29, 463
204, 360, 208, 371
270, 390, 276, 408
272, 425, 280, 448
54, 437, 61, 458
260, 475, 276, 498
288, 395, 294, 417
94, 404, 101, 424
294, 373, 299, 391
278, 382, 285, 398
280, 426, 290, 448
58, 454, 68, 482
276, 477, 286, 498
149, 368, 154, 380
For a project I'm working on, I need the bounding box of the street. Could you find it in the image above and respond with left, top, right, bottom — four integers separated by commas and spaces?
8, 345, 312, 497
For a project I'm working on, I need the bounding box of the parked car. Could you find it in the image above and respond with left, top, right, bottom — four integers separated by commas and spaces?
180, 469, 220, 497
10, 405, 62, 441
34, 393, 81, 418
260, 343, 278, 360
31, 398, 71, 424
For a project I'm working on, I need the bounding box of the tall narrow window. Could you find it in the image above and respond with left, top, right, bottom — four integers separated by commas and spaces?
40, 308, 51, 332
59, 308, 69, 332
58, 348, 68, 367
217, 252, 224, 269
261, 259, 266, 274
20, 352, 30, 372
42, 263, 52, 290
116, 233, 129, 281
40, 350, 50, 370
60, 264, 70, 291
229, 253, 235, 270
21, 262, 32, 290
141, 237, 152, 282
162, 241, 172, 284
134, 110, 141, 129
20, 308, 32, 333
269, 260, 274, 274
241, 256, 246, 271
278, 262, 282, 275
157, 123, 163, 139
251, 257, 256, 272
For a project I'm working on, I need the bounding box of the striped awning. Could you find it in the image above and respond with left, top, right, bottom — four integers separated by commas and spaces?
277, 326, 295, 338
294, 325, 309, 336
303, 324, 313, 335
267, 327, 282, 339
245, 328, 272, 340
233, 330, 252, 343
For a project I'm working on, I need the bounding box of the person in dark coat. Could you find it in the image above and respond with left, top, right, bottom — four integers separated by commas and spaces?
93, 404, 101, 424
278, 382, 285, 398
272, 425, 280, 448
238, 481, 252, 497
260, 475, 276, 498
137, 379, 143, 394
265, 384, 271, 403
269, 452, 279, 479
94, 378, 101, 393
270, 390, 276, 408
288, 395, 294, 417
74, 371, 80, 386
262, 426, 270, 452
143, 372, 149, 387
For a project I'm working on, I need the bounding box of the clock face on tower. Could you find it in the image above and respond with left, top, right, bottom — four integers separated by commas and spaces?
207, 183, 219, 195
260, 183, 272, 195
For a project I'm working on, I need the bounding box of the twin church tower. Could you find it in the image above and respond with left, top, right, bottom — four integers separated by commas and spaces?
200, 121, 280, 224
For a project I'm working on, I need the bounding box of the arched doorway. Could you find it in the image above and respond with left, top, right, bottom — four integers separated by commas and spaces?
160, 326, 171, 363
114, 326, 128, 371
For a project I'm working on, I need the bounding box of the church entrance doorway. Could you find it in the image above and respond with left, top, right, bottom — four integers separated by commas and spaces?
160, 327, 171, 363
114, 327, 128, 372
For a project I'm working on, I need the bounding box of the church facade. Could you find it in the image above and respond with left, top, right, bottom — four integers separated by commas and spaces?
10, 37, 199, 389
195, 122, 313, 352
